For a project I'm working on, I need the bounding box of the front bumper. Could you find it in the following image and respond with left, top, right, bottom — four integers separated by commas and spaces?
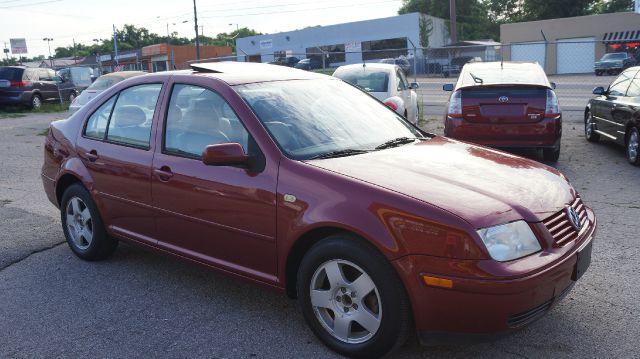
392, 207, 596, 343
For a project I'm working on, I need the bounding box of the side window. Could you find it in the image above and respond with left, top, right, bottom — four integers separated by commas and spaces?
608, 70, 635, 96
38, 69, 51, 81
627, 79, 640, 98
164, 84, 250, 158
397, 70, 409, 90
24, 69, 38, 81
84, 96, 116, 140
106, 84, 162, 148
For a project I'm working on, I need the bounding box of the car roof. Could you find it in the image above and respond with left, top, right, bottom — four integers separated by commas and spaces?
183, 61, 328, 85
335, 63, 398, 72
99, 71, 146, 80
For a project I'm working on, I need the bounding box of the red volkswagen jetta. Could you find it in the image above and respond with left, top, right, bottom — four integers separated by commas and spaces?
41, 62, 595, 358
443, 61, 562, 162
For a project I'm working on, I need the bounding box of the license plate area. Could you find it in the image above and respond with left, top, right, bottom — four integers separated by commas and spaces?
572, 239, 593, 281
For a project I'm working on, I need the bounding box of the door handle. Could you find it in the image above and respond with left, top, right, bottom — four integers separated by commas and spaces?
83, 150, 99, 162
154, 166, 173, 181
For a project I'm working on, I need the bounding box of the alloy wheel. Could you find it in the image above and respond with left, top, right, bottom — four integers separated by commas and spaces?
628, 128, 639, 163
32, 96, 42, 110
585, 113, 594, 138
309, 259, 382, 344
65, 197, 93, 250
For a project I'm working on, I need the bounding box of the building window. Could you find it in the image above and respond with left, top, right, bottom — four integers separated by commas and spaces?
274, 50, 287, 59
361, 37, 408, 61
305, 44, 346, 66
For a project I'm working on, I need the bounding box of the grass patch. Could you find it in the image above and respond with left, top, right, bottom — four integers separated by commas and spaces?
0, 102, 68, 118
37, 128, 50, 136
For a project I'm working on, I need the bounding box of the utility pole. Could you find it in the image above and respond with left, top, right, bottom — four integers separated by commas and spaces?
449, 0, 457, 44
113, 24, 119, 65
43, 37, 54, 67
3, 42, 9, 61
73, 38, 77, 64
193, 0, 200, 60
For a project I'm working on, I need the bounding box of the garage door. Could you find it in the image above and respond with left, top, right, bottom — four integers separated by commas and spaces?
557, 37, 595, 74
511, 42, 546, 68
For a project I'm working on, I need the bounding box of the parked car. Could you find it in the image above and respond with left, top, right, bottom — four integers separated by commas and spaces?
333, 63, 420, 124
269, 56, 301, 67
594, 52, 637, 76
69, 71, 145, 114
585, 66, 640, 165
294, 58, 324, 70
42, 62, 595, 359
443, 61, 562, 161
0, 66, 76, 109
442, 56, 482, 78
379, 58, 411, 74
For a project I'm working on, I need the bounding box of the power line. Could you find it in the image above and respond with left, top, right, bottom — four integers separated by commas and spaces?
0, 0, 62, 9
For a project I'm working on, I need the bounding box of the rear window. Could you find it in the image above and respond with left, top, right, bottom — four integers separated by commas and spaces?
458, 64, 548, 88
334, 69, 389, 92
0, 67, 24, 81
87, 77, 121, 91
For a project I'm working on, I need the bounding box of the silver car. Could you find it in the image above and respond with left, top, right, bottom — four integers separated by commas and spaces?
333, 63, 419, 124
68, 71, 145, 113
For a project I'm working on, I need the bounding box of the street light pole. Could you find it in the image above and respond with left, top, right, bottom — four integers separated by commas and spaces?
449, 0, 457, 43
43, 37, 53, 67
193, 0, 200, 60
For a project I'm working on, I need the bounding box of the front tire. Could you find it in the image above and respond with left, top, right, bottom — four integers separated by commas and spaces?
60, 183, 117, 260
543, 146, 560, 162
31, 94, 42, 110
627, 127, 640, 166
68, 91, 77, 103
297, 235, 411, 359
585, 110, 600, 142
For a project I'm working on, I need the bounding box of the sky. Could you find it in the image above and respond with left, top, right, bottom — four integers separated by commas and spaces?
0, 0, 404, 58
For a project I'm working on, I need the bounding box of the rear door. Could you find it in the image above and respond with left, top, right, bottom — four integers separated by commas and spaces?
0, 67, 24, 102
37, 69, 58, 101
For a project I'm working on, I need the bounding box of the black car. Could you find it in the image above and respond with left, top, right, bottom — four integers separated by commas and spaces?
379, 58, 411, 74
585, 66, 640, 165
442, 56, 482, 78
268, 56, 301, 67
0, 66, 77, 109
594, 52, 637, 76
294, 58, 323, 70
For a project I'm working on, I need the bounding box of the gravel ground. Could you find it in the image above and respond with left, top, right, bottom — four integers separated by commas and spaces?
0, 101, 638, 358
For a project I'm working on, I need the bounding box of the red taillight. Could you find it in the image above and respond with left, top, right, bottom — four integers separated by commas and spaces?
545, 89, 561, 116
447, 90, 463, 117
10, 80, 28, 88
384, 101, 398, 111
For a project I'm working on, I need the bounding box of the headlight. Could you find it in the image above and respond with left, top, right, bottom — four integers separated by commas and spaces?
476, 221, 541, 262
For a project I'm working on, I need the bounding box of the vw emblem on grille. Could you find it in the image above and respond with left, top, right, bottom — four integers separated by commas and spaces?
566, 207, 582, 231
498, 96, 509, 103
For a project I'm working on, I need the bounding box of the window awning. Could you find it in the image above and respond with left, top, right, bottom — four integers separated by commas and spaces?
603, 30, 640, 44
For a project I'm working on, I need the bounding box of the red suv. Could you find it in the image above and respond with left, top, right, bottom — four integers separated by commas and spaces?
42, 62, 595, 358
443, 61, 562, 161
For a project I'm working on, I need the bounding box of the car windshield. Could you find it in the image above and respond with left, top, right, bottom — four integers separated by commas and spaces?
236, 79, 423, 160
69, 67, 93, 87
334, 68, 389, 92
601, 53, 627, 60
87, 77, 121, 91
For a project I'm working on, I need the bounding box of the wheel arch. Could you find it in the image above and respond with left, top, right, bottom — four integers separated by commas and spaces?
55, 173, 83, 206
285, 226, 376, 298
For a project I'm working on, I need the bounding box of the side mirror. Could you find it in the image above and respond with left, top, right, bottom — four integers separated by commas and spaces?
202, 143, 248, 166
410, 82, 420, 90
592, 86, 605, 95
550, 82, 557, 90
443, 84, 454, 92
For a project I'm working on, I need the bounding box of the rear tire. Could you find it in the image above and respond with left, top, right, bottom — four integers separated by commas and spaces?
585, 111, 600, 142
297, 234, 411, 359
60, 183, 118, 261
543, 147, 560, 162
30, 94, 42, 110
68, 91, 77, 103
627, 127, 640, 166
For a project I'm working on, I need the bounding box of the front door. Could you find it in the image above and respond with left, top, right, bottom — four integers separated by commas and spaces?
599, 69, 636, 141
75, 82, 164, 243
151, 81, 278, 281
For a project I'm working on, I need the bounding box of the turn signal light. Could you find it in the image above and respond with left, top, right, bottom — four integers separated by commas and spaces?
422, 275, 453, 289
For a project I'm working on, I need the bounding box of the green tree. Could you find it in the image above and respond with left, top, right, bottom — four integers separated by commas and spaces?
590, 0, 634, 13
399, 0, 499, 41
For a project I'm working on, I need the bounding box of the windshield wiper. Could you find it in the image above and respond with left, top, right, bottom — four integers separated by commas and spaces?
308, 149, 370, 160
375, 137, 419, 150
469, 72, 484, 85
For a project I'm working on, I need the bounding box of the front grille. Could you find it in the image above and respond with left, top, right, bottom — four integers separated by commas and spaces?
543, 196, 588, 247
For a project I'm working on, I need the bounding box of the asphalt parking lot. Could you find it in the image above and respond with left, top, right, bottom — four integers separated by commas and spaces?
1, 77, 639, 358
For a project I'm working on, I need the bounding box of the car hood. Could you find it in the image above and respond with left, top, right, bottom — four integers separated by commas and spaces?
307, 137, 574, 229
76, 89, 103, 106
